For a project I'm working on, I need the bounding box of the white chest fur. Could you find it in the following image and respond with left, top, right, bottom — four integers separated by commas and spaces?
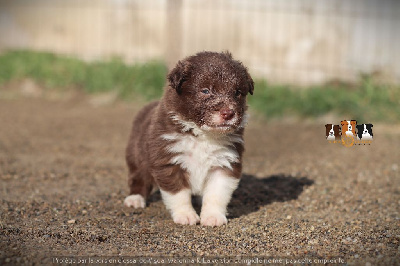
161, 133, 242, 195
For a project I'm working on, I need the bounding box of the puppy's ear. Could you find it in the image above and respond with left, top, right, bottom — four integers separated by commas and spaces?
247, 73, 254, 95
167, 60, 191, 94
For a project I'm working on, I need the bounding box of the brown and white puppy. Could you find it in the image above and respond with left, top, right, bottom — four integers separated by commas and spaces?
325, 124, 341, 141
341, 120, 356, 137
124, 51, 254, 226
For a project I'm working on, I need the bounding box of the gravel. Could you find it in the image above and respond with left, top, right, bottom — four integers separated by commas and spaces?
0, 95, 399, 265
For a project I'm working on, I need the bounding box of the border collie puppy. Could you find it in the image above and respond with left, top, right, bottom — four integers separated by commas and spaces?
124, 51, 254, 226
341, 120, 357, 136
325, 124, 341, 141
356, 124, 373, 140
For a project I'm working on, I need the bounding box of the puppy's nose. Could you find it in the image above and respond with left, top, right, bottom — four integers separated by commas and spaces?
220, 109, 235, 121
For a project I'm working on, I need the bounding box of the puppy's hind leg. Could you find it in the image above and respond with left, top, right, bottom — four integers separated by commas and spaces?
124, 169, 154, 209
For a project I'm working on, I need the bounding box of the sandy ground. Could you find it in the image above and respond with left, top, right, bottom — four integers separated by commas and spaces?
0, 91, 399, 265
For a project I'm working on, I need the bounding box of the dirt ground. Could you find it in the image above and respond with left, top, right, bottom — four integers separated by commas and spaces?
1, 90, 399, 265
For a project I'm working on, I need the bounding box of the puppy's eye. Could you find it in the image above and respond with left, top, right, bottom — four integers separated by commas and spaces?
235, 90, 243, 97
201, 89, 210, 94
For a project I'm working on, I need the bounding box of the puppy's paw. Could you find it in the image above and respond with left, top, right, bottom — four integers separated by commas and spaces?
124, 194, 146, 208
200, 211, 227, 227
172, 211, 200, 225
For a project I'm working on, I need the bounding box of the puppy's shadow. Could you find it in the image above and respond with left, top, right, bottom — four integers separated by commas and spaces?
228, 174, 313, 218
147, 174, 313, 218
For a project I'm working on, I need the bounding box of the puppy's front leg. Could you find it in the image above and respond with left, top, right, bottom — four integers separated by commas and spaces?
201, 169, 240, 227
161, 189, 200, 225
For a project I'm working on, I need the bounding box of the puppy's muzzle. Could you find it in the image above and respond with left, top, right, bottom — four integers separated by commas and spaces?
220, 108, 235, 121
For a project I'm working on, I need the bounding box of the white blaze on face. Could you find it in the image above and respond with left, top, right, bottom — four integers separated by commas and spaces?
329, 125, 334, 136
345, 120, 354, 136
347, 120, 352, 132
363, 124, 368, 134
361, 124, 373, 140
326, 125, 335, 141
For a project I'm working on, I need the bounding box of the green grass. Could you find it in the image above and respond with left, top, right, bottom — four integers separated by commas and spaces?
0, 50, 167, 101
250, 78, 400, 122
1, 50, 399, 122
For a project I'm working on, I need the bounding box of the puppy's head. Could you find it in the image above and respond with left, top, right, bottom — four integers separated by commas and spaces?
166, 51, 254, 134
356, 124, 373, 139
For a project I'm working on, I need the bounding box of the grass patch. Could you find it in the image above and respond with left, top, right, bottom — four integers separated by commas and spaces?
1, 50, 399, 122
250, 78, 400, 122
0, 50, 167, 101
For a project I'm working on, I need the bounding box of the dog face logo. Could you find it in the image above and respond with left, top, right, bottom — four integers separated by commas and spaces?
341, 120, 356, 136
325, 124, 341, 141
328, 120, 373, 146
356, 124, 373, 140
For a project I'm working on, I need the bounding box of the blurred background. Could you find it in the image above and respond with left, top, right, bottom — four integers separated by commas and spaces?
1, 0, 399, 122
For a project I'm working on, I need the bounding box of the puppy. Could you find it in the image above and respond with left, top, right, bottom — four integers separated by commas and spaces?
325, 124, 341, 141
124, 51, 254, 226
356, 124, 373, 141
341, 120, 356, 137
